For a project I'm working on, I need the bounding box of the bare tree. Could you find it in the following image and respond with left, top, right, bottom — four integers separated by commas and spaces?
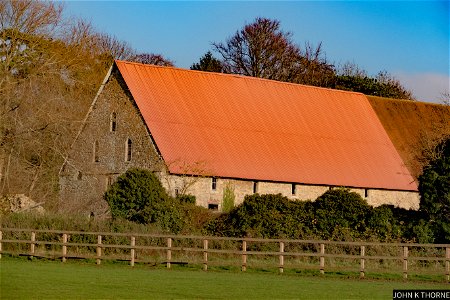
296, 41, 335, 87
94, 32, 136, 60
161, 160, 213, 197
213, 17, 302, 82
0, 0, 115, 209
212, 17, 335, 87
438, 91, 450, 106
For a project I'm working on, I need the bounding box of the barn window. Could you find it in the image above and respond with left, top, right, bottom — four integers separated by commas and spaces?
93, 140, 99, 162
77, 171, 83, 180
253, 181, 258, 194
106, 176, 112, 190
125, 138, 132, 162
208, 203, 218, 210
364, 189, 369, 198
291, 183, 297, 195
211, 178, 217, 191
110, 112, 117, 132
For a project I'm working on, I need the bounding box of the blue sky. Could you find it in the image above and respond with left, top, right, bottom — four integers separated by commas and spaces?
63, 1, 449, 103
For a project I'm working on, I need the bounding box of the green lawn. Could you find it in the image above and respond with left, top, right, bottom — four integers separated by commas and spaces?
1, 257, 448, 299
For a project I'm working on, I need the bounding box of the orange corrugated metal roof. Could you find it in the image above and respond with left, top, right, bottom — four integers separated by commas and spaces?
115, 60, 417, 191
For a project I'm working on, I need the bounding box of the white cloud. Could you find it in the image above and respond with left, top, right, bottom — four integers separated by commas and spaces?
394, 72, 450, 104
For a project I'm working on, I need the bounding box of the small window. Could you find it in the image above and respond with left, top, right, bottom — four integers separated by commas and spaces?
211, 178, 217, 191
291, 183, 297, 195
175, 189, 179, 197
253, 181, 258, 194
328, 186, 333, 191
125, 138, 132, 162
93, 140, 99, 162
105, 176, 112, 191
208, 203, 218, 211
77, 171, 83, 180
110, 112, 117, 132
364, 189, 369, 198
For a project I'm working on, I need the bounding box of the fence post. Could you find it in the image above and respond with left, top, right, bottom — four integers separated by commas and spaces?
130, 236, 135, 267
446, 247, 449, 282
62, 233, 67, 262
242, 240, 247, 272
166, 237, 172, 269
30, 231, 36, 259
96, 235, 102, 265
0, 230, 2, 259
203, 239, 208, 271
360, 245, 365, 278
320, 243, 325, 274
403, 246, 408, 279
279, 241, 284, 274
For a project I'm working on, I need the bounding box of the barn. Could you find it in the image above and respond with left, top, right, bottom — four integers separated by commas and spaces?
59, 60, 448, 213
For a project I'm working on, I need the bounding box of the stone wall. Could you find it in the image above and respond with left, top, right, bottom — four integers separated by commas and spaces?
59, 70, 164, 213
162, 174, 419, 210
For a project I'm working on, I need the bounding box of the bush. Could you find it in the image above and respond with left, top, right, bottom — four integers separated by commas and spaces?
176, 194, 196, 205
367, 205, 403, 241
418, 136, 450, 243
221, 182, 235, 213
104, 168, 182, 232
205, 193, 317, 239
312, 188, 371, 240
205, 194, 290, 238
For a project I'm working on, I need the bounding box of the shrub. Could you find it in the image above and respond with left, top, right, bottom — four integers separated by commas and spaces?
367, 205, 403, 241
418, 136, 450, 243
312, 188, 371, 240
221, 182, 235, 213
179, 203, 215, 234
205, 194, 290, 238
176, 194, 196, 205
205, 193, 316, 239
104, 168, 182, 232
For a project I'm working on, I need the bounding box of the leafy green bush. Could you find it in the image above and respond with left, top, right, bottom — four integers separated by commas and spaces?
176, 194, 196, 205
418, 136, 450, 243
104, 168, 182, 232
206, 194, 288, 238
312, 188, 371, 240
367, 205, 402, 241
205, 193, 315, 239
206, 189, 378, 241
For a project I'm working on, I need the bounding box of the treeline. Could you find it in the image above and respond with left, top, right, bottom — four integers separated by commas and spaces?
191, 18, 412, 100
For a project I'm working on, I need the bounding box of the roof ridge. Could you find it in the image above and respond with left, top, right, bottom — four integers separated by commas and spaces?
114, 59, 366, 97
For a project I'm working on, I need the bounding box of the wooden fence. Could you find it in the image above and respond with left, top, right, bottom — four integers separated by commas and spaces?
1, 228, 449, 281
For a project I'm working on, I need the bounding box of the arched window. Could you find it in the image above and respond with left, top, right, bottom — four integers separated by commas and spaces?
125, 138, 132, 162
110, 112, 117, 132
93, 140, 99, 162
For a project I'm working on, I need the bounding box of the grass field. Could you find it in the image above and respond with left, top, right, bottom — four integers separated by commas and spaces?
1, 257, 448, 299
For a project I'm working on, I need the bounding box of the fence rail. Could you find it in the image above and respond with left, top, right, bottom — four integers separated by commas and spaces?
1, 228, 449, 281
